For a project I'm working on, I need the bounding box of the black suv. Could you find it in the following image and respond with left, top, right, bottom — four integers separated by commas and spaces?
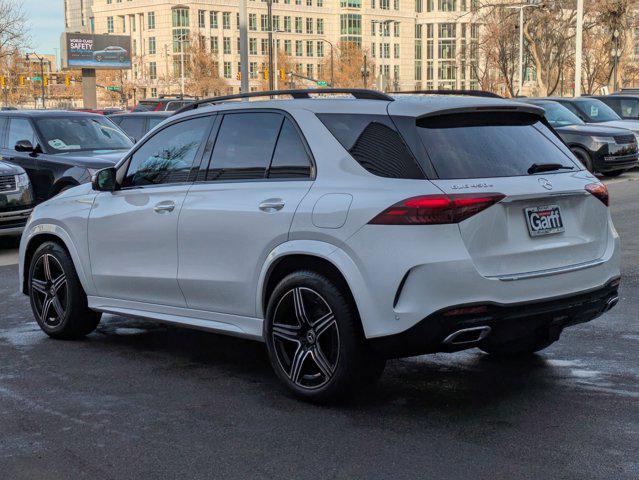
524, 99, 638, 176
109, 111, 172, 141
589, 95, 639, 120
0, 160, 34, 236
0, 111, 133, 203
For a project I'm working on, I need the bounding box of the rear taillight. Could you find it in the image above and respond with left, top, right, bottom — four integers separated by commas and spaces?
585, 183, 609, 207
369, 193, 505, 225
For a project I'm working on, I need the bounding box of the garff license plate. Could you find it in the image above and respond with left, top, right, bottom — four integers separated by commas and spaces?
524, 204, 564, 237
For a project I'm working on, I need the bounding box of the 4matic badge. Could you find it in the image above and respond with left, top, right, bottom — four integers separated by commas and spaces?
450, 182, 494, 190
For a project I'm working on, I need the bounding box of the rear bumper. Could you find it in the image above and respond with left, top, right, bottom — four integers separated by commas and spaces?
370, 278, 620, 358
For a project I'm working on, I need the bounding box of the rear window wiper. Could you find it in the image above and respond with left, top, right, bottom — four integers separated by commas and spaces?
527, 163, 575, 175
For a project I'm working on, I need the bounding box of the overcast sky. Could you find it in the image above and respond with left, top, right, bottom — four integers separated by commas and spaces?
23, 0, 64, 57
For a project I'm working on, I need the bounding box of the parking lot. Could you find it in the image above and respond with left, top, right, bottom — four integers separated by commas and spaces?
0, 173, 637, 480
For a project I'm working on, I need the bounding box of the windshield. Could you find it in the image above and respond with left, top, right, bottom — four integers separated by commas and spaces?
574, 99, 621, 122
540, 102, 585, 127
35, 116, 133, 152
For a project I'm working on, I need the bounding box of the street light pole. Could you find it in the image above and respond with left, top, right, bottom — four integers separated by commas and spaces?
267, 0, 274, 91
239, 0, 249, 93
26, 53, 46, 109
506, 2, 540, 96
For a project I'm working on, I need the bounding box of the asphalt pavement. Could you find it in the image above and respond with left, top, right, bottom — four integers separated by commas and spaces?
0, 175, 637, 480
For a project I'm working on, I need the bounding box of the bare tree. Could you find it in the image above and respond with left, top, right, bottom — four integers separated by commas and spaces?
0, 0, 29, 59
318, 42, 374, 89
184, 34, 228, 98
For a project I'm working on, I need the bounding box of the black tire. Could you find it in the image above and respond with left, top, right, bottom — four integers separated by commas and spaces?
601, 170, 625, 178
480, 336, 554, 358
571, 147, 594, 173
264, 271, 385, 403
28, 242, 101, 340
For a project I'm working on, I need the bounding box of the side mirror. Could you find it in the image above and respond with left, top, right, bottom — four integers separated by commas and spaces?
92, 167, 117, 192
15, 140, 36, 153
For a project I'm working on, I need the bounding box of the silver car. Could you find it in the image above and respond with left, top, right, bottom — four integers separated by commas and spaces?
18, 90, 620, 402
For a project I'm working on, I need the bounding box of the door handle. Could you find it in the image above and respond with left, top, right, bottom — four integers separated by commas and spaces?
259, 199, 285, 212
154, 202, 176, 214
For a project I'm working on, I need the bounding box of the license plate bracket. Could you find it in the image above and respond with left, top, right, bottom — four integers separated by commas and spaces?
524, 204, 565, 237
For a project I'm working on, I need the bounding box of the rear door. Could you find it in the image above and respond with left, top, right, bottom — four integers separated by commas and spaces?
177, 111, 314, 317
408, 110, 607, 279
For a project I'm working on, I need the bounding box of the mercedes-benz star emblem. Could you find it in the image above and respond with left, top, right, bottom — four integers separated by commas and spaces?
538, 178, 553, 190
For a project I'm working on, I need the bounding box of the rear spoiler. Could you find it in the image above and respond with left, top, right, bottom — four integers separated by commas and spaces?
415, 104, 545, 121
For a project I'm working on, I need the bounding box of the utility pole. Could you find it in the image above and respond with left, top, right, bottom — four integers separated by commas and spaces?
506, 1, 540, 96
267, 0, 274, 91
612, 29, 621, 93
239, 0, 249, 93
575, 0, 584, 97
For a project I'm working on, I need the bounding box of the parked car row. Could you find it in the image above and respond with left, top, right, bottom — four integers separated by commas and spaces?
516, 95, 639, 176
14, 89, 621, 402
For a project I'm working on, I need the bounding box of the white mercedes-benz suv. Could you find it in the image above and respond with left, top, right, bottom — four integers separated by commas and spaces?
18, 89, 621, 402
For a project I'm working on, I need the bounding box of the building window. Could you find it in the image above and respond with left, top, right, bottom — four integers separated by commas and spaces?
296, 40, 303, 57
307, 64, 314, 78
306, 40, 314, 57
394, 43, 400, 58
317, 41, 324, 57
261, 38, 269, 55
317, 19, 324, 35
273, 16, 280, 31
148, 37, 156, 55
439, 0, 456, 11
147, 11, 155, 29
380, 0, 390, 9
284, 40, 292, 55
295, 17, 302, 34
340, 0, 362, 6
224, 61, 231, 78
394, 22, 400, 37
223, 37, 231, 54
306, 18, 313, 34
284, 16, 291, 33
149, 62, 157, 80
210, 11, 218, 29
211, 37, 219, 54
223, 12, 231, 29
172, 7, 189, 28
340, 14, 362, 44
249, 38, 257, 55
250, 62, 258, 79
107, 16, 114, 33
198, 10, 206, 28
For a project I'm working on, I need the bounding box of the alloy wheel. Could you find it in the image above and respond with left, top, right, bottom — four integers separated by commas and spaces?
271, 287, 340, 390
31, 254, 68, 327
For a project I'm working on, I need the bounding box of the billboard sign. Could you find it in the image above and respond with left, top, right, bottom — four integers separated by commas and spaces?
61, 33, 131, 69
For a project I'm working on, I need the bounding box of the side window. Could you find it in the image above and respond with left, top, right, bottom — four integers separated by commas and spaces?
269, 118, 312, 179
602, 98, 621, 116
620, 99, 639, 119
119, 117, 145, 140
561, 102, 584, 119
317, 113, 424, 179
122, 116, 211, 188
208, 112, 283, 181
148, 116, 167, 130
7, 118, 36, 149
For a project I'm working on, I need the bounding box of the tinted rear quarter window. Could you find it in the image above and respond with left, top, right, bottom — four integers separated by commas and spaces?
269, 118, 312, 179
317, 114, 424, 179
415, 112, 578, 179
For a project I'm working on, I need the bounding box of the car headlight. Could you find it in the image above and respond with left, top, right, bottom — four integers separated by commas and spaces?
15, 172, 30, 188
591, 136, 616, 145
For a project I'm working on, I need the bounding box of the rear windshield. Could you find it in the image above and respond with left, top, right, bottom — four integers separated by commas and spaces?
415, 112, 578, 179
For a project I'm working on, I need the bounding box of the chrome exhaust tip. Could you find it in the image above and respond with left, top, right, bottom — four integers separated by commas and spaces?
443, 326, 491, 346
605, 296, 619, 312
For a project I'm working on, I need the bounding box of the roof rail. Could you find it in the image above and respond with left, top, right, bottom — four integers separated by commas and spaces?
392, 90, 503, 99
173, 88, 394, 114
158, 94, 198, 99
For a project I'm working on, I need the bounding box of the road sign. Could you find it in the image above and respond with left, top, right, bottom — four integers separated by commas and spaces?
106, 86, 121, 92
317, 81, 328, 86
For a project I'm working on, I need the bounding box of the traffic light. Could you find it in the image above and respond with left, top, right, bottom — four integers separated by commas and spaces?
0, 76, 5, 88
236, 71, 242, 81
279, 68, 286, 81
19, 75, 25, 86
263, 68, 269, 81
65, 75, 71, 87
43, 75, 48, 87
